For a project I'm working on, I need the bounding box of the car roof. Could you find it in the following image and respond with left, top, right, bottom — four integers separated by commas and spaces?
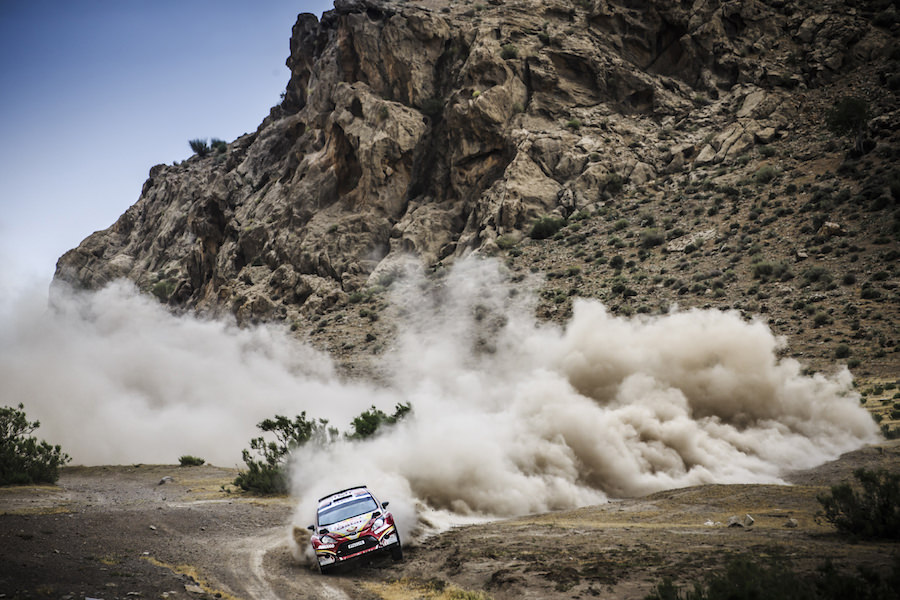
317, 485, 372, 510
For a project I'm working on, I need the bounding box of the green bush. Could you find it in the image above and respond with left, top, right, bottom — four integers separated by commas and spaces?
235, 404, 412, 493
817, 468, 900, 539
210, 138, 227, 153
347, 403, 411, 440
178, 455, 205, 467
151, 279, 177, 302
565, 118, 581, 130
883, 424, 900, 440
752, 260, 791, 282
605, 173, 624, 195
640, 228, 665, 248
835, 344, 851, 359
861, 286, 883, 300
1, 404, 71, 486
189, 138, 210, 157
825, 96, 870, 154
234, 412, 332, 494
496, 235, 518, 250
529, 216, 566, 240
803, 266, 832, 286
500, 44, 518, 59
754, 165, 778, 184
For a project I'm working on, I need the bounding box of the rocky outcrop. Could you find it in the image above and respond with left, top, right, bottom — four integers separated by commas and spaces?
55, 0, 897, 324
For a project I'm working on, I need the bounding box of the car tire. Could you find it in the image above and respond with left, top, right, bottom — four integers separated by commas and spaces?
391, 539, 403, 561
318, 563, 331, 575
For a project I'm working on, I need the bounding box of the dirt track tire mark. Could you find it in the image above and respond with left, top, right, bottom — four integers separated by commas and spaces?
221, 527, 353, 600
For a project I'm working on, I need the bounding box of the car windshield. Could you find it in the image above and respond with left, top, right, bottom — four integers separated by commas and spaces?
318, 496, 378, 526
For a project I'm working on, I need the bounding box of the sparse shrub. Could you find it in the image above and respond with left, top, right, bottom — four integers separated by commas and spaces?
500, 44, 518, 59
861, 286, 883, 300
835, 344, 851, 359
817, 468, 900, 539
882, 424, 900, 440
605, 173, 624, 195
234, 412, 333, 494
210, 138, 227, 153
825, 96, 870, 155
151, 279, 177, 302
529, 216, 566, 240
178, 455, 205, 467
347, 403, 411, 440
565, 118, 582, 130
813, 311, 832, 327
803, 266, 832, 286
1, 403, 71, 486
609, 255, 625, 270
752, 260, 790, 282
189, 138, 210, 157
754, 165, 778, 184
640, 228, 665, 248
496, 235, 518, 250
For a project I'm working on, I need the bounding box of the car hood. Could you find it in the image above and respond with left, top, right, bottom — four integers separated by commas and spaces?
325, 512, 374, 536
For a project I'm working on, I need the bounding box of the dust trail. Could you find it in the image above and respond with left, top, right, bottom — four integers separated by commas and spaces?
0, 259, 878, 549
0, 280, 389, 466
287, 258, 878, 550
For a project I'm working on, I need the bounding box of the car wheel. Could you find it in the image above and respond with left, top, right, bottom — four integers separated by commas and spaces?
391, 541, 403, 561
318, 563, 331, 575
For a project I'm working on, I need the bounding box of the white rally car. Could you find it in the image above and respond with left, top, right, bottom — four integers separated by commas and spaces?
307, 486, 402, 573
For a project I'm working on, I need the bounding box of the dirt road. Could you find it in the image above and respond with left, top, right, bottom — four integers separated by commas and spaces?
2, 441, 899, 600
0, 465, 356, 600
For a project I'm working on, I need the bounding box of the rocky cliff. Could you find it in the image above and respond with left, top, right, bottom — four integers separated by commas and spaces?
56, 0, 899, 375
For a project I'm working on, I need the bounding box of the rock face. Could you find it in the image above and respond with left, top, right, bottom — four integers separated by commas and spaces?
55, 0, 897, 324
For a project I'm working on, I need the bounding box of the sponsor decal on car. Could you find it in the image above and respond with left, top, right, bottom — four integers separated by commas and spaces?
308, 486, 403, 573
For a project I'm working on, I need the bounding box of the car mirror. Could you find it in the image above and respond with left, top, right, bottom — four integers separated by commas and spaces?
382, 501, 390, 508
307, 525, 315, 531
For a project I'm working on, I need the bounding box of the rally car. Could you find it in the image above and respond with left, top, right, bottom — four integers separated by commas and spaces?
307, 485, 402, 574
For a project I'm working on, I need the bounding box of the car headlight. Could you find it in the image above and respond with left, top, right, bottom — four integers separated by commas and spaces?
373, 518, 384, 530
320, 535, 337, 545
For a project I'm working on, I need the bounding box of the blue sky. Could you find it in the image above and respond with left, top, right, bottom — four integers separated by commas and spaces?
0, 0, 333, 301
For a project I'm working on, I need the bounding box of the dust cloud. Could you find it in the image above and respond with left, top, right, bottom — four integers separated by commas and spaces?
0, 280, 387, 466
0, 259, 879, 545
286, 258, 879, 547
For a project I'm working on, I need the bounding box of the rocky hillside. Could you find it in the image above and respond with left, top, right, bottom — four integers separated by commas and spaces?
56, 0, 899, 378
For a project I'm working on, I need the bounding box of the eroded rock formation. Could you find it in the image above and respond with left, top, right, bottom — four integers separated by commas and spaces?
56, 0, 897, 325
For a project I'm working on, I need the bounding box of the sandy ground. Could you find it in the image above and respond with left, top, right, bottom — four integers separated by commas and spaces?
2, 441, 899, 600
